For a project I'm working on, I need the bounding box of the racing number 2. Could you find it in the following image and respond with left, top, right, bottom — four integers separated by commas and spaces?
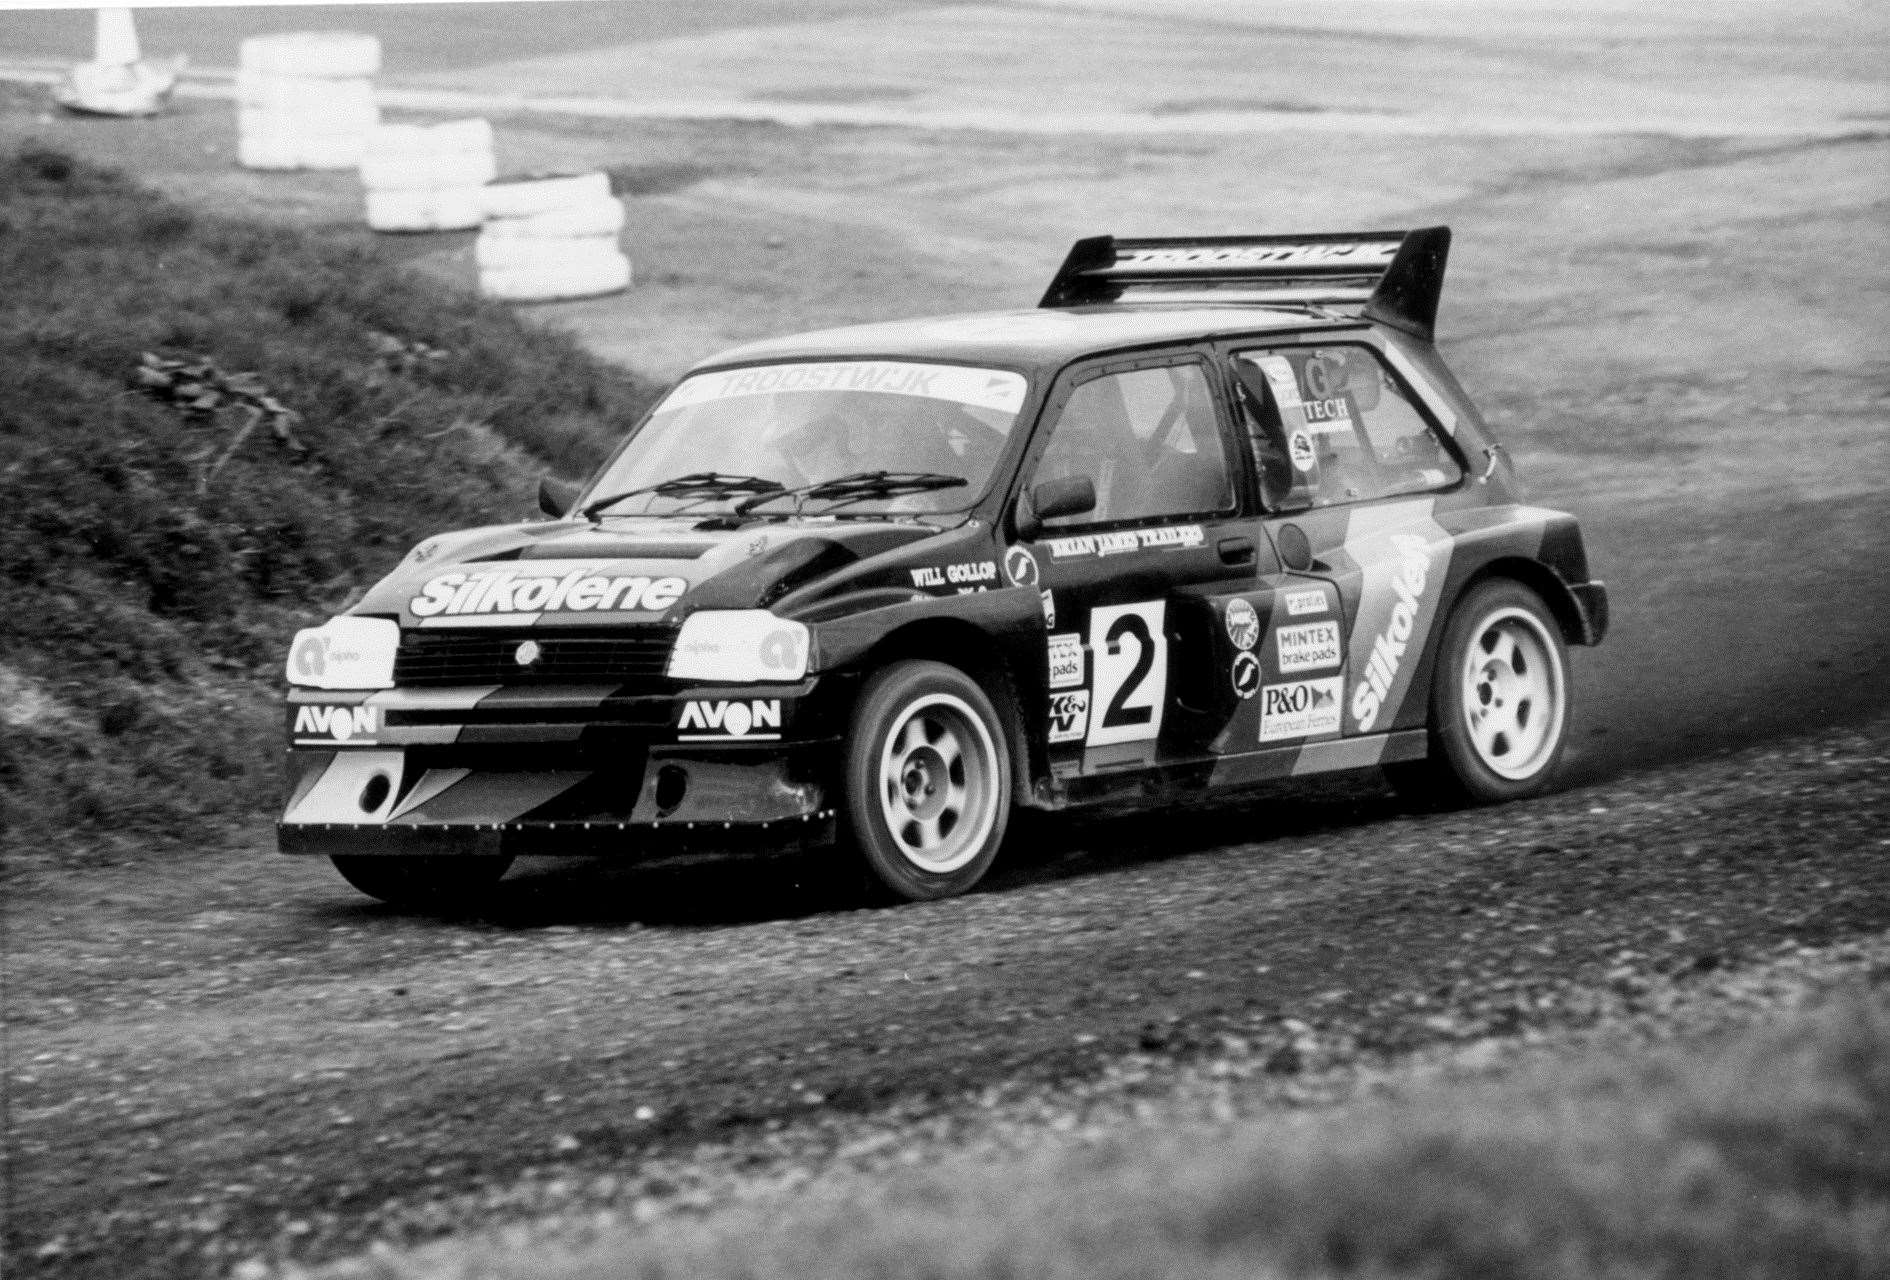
1087, 601, 1167, 747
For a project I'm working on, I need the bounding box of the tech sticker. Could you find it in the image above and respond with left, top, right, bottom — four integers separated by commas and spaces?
1004, 545, 1039, 588
1224, 598, 1260, 650
1231, 650, 1260, 700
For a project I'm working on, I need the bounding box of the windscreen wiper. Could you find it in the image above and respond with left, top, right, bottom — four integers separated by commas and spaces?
733, 470, 967, 516
581, 472, 785, 522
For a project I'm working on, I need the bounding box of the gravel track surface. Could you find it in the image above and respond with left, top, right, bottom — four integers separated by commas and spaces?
312, 927, 1890, 1280
8, 711, 1887, 1277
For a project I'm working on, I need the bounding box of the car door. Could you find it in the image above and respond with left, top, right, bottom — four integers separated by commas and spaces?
1008, 349, 1267, 776
1224, 335, 1471, 746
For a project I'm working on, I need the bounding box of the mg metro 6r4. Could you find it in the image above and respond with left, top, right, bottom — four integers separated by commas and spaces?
281, 228, 1608, 906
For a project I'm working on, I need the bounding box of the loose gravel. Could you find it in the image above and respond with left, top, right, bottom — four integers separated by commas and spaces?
7, 710, 1887, 1278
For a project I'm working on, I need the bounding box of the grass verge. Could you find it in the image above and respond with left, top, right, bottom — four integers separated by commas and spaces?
335, 983, 1890, 1280
0, 146, 655, 855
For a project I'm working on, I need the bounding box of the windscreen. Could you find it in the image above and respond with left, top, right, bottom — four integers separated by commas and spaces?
589, 361, 1031, 515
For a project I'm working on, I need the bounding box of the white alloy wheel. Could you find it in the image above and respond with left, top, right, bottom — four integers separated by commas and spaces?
1458, 604, 1567, 781
875, 691, 1001, 874
844, 660, 1013, 901
1391, 577, 1573, 807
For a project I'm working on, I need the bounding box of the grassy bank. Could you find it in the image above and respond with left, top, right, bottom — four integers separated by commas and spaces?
340, 983, 1890, 1280
0, 147, 655, 854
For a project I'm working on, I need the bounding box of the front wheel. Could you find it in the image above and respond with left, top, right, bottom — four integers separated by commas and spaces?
329, 855, 513, 911
1391, 578, 1571, 806
843, 660, 1012, 902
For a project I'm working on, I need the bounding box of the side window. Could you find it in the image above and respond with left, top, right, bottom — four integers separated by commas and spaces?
1033, 362, 1234, 527
1232, 346, 1461, 510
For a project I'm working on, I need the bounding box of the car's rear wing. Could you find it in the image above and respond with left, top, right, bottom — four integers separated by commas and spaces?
1038, 227, 1451, 341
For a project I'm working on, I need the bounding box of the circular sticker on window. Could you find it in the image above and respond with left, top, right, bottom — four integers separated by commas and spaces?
1224, 598, 1260, 651
1289, 429, 1317, 473
1231, 650, 1260, 700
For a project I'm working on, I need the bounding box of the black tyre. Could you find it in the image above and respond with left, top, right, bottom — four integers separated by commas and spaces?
843, 660, 1012, 902
1391, 578, 1571, 806
329, 855, 513, 911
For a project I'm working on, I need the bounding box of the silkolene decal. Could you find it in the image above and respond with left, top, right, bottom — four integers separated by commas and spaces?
1352, 534, 1433, 731
410, 562, 685, 620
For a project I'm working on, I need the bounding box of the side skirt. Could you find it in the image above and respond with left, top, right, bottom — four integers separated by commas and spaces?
1049, 729, 1429, 808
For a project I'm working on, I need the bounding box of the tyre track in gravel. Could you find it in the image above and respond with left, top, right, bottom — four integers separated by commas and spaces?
8, 720, 1889, 1277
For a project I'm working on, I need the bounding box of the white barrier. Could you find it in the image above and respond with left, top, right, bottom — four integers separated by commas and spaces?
476, 198, 624, 240
364, 187, 487, 234
359, 118, 494, 231
477, 173, 629, 302
480, 256, 633, 303
478, 172, 611, 220
236, 33, 381, 171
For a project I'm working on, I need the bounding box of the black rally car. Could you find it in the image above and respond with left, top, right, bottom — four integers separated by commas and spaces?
281, 228, 1607, 906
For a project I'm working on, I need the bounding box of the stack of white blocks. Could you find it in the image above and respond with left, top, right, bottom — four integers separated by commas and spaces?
236, 32, 380, 171
476, 173, 631, 302
359, 119, 497, 233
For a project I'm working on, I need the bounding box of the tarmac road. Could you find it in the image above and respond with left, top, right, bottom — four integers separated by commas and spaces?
2, 3, 1887, 1275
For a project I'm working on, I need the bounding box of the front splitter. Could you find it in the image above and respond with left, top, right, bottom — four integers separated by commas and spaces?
278, 813, 838, 859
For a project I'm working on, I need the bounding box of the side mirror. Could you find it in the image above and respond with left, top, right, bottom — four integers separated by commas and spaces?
1015, 475, 1096, 539
1034, 475, 1097, 521
538, 475, 579, 518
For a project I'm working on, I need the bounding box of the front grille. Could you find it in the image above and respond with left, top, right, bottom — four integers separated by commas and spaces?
394, 628, 675, 687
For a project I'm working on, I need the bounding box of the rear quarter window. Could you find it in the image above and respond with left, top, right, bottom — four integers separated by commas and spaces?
1233, 345, 1462, 509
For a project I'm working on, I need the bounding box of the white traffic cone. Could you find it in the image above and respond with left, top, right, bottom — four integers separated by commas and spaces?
53, 7, 184, 118
94, 7, 140, 66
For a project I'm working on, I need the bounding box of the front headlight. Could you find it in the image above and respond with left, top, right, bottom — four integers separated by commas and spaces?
286, 617, 398, 690
667, 611, 810, 683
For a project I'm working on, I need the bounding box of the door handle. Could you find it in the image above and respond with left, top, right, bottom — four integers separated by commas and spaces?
1217, 536, 1256, 567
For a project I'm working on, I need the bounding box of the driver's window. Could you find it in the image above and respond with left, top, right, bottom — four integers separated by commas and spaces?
1033, 362, 1233, 527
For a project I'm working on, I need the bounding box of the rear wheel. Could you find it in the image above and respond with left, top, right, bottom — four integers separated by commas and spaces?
1391, 578, 1570, 806
329, 855, 513, 911
843, 660, 1012, 902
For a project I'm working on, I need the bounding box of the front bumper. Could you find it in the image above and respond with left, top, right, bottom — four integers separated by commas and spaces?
277, 675, 852, 857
